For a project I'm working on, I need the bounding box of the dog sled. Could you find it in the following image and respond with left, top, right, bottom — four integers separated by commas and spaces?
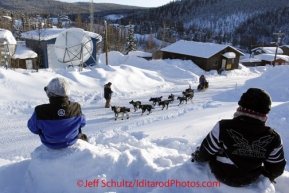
197, 82, 209, 92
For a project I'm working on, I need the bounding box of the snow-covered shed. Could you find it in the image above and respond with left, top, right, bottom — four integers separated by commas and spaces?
11, 41, 38, 69
21, 28, 102, 69
161, 40, 244, 71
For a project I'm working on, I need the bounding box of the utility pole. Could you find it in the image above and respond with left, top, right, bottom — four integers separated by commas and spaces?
272, 30, 285, 67
104, 20, 108, 65
89, 0, 94, 32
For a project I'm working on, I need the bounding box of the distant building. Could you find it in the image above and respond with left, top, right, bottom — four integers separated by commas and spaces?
161, 40, 244, 71
21, 28, 102, 69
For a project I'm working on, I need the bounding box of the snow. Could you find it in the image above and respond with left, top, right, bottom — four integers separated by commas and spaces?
252, 47, 283, 54
0, 29, 17, 44
128, 51, 152, 57
161, 40, 243, 58
255, 54, 289, 62
21, 28, 102, 41
12, 45, 37, 59
222, 52, 236, 59
0, 51, 289, 193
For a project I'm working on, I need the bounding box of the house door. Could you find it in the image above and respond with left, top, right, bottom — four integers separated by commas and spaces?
221, 59, 226, 69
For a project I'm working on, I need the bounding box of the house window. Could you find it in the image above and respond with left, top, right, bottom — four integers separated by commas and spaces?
232, 59, 235, 64
213, 60, 218, 66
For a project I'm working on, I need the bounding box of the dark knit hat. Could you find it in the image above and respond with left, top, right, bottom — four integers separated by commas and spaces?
238, 88, 271, 114
44, 77, 70, 98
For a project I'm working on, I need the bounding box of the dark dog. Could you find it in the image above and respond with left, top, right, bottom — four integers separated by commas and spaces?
158, 100, 171, 110
139, 104, 154, 115
129, 100, 141, 112
185, 93, 194, 103
177, 96, 187, 106
182, 91, 194, 103
149, 96, 162, 106
111, 106, 130, 120
168, 94, 174, 103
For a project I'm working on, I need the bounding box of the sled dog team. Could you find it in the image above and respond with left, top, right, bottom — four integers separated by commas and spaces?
111, 86, 195, 121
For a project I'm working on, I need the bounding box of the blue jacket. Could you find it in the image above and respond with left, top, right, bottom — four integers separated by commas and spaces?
27, 97, 86, 149
199, 76, 207, 84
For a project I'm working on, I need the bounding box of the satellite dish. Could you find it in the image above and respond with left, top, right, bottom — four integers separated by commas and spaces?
54, 28, 94, 68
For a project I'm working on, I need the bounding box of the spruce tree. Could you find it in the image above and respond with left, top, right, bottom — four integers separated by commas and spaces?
125, 22, 137, 54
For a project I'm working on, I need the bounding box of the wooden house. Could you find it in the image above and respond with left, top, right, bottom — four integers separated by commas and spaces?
21, 28, 102, 69
161, 40, 244, 71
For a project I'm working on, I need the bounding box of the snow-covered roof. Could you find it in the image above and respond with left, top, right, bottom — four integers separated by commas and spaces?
161, 40, 243, 59
255, 54, 289, 62
128, 51, 152, 57
12, 45, 37, 59
222, 52, 236, 59
2, 16, 12, 20
21, 28, 102, 42
0, 29, 17, 44
240, 57, 261, 63
280, 45, 289, 49
251, 47, 283, 54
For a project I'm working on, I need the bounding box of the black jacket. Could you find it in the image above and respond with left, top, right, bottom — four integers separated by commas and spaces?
194, 116, 286, 187
104, 84, 113, 99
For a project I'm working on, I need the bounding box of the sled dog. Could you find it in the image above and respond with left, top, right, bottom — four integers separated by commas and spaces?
111, 106, 130, 120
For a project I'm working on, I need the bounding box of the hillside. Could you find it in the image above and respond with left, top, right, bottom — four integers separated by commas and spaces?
0, 0, 142, 15
116, 0, 289, 51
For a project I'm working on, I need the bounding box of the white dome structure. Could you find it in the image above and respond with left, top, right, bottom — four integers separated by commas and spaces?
54, 28, 93, 67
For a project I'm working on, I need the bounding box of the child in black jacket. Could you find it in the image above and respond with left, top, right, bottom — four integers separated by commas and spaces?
192, 88, 286, 187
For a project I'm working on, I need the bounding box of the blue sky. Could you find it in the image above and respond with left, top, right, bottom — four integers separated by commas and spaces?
58, 0, 172, 7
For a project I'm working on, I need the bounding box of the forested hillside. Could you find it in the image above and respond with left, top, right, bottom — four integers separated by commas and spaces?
1, 0, 288, 52
115, 0, 289, 51
0, 0, 141, 15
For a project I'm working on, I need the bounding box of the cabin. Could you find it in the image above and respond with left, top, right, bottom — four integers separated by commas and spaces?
21, 28, 102, 69
161, 40, 244, 71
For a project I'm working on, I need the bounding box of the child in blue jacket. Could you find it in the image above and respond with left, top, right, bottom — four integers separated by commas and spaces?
27, 77, 87, 149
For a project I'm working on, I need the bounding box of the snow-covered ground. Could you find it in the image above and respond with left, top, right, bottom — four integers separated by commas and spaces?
0, 51, 288, 193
